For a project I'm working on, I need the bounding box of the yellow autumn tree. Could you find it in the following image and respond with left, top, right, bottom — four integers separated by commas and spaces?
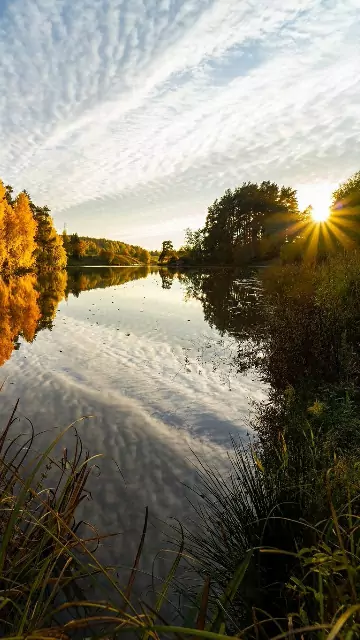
7, 191, 37, 271
0, 180, 12, 271
32, 205, 67, 271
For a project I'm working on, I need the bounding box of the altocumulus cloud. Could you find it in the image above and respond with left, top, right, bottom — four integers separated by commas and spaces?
0, 0, 359, 247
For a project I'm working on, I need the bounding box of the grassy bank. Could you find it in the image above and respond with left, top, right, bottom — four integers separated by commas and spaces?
182, 251, 360, 637
2, 251, 360, 638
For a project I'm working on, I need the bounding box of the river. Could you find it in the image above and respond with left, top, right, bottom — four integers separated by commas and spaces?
0, 266, 265, 588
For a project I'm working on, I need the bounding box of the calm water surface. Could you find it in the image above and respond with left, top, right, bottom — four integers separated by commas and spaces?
0, 266, 265, 570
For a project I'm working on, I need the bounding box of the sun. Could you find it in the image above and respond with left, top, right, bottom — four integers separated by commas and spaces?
292, 181, 356, 257
311, 206, 331, 223
297, 183, 334, 225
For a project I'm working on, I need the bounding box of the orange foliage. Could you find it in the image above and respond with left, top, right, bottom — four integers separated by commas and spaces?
0, 275, 41, 366
0, 280, 13, 366
0, 181, 12, 271
10, 192, 37, 271
0, 182, 38, 273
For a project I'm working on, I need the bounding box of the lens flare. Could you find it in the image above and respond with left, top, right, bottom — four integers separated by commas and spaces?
311, 207, 331, 223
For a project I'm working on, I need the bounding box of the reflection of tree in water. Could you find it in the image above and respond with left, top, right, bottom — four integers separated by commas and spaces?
0, 272, 68, 366
0, 267, 266, 381
182, 265, 352, 395
158, 268, 175, 290
0, 275, 41, 366
66, 266, 150, 297
36, 271, 68, 331
0, 267, 155, 367
182, 268, 265, 375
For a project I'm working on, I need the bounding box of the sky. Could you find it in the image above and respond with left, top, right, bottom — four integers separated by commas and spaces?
0, 0, 359, 249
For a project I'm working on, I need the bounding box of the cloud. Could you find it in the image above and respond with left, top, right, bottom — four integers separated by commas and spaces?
0, 0, 359, 246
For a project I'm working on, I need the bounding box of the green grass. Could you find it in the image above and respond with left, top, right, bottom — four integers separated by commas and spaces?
177, 434, 360, 638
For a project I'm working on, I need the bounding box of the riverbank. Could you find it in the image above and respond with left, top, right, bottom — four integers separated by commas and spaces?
67, 254, 146, 267
2, 251, 360, 638
183, 250, 360, 636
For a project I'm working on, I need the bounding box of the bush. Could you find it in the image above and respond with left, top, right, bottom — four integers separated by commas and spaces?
259, 251, 360, 394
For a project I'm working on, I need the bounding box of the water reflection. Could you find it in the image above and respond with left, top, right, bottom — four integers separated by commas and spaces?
0, 266, 265, 372
159, 268, 176, 290
0, 272, 68, 365
0, 267, 153, 367
182, 268, 264, 337
37, 271, 68, 331
0, 275, 41, 366
181, 268, 265, 374
0, 266, 265, 575
66, 266, 150, 297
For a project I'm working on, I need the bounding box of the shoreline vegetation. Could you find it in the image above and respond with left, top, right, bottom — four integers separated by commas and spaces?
1, 170, 360, 637
63, 235, 156, 267
0, 179, 154, 278
158, 170, 360, 269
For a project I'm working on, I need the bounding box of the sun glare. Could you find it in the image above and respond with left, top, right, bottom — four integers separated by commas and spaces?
291, 181, 353, 257
311, 206, 331, 223
297, 183, 334, 225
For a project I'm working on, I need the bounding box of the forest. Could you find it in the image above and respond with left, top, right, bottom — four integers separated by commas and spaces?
3, 168, 360, 276
63, 233, 152, 265
159, 169, 360, 266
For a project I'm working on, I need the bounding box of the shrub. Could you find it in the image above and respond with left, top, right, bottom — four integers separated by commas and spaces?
259, 251, 360, 394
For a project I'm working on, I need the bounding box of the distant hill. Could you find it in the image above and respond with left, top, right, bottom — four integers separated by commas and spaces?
63, 233, 155, 266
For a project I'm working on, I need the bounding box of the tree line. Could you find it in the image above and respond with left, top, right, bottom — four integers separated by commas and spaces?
159, 170, 360, 265
62, 233, 151, 265
0, 178, 153, 273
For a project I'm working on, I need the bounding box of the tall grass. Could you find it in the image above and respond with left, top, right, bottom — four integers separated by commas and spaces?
0, 402, 166, 638
181, 437, 360, 639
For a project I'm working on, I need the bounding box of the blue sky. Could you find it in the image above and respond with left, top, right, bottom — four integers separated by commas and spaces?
0, 0, 359, 249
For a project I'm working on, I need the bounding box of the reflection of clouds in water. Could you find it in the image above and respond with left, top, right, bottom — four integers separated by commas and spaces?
17, 313, 263, 443
0, 358, 228, 575
0, 281, 265, 576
